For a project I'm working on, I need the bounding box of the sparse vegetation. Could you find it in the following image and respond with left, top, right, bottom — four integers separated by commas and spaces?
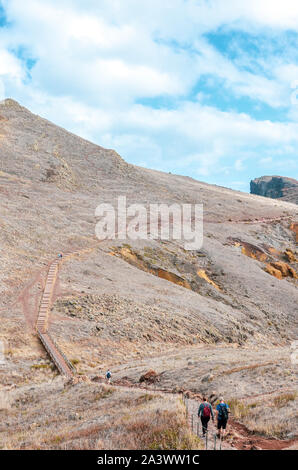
227, 393, 298, 439
93, 386, 114, 400
30, 364, 52, 370
228, 398, 254, 419
0, 383, 202, 450
135, 394, 156, 405
70, 358, 80, 365
273, 392, 297, 407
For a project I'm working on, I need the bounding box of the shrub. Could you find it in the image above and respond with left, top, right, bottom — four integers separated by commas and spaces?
228, 398, 251, 419
273, 392, 297, 407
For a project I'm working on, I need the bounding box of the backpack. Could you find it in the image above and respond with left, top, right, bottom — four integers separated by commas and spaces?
106, 371, 111, 379
218, 403, 228, 420
202, 404, 211, 418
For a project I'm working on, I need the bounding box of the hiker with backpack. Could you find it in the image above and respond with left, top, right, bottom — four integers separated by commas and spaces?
216, 397, 230, 438
198, 397, 214, 436
106, 369, 112, 384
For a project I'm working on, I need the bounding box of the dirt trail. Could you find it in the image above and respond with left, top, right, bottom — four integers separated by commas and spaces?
204, 215, 293, 225
227, 417, 297, 450
0, 263, 49, 323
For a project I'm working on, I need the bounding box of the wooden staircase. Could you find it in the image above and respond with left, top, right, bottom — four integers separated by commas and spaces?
36, 258, 74, 378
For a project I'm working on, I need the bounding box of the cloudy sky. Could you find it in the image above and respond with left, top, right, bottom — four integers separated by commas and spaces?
1, 0, 298, 191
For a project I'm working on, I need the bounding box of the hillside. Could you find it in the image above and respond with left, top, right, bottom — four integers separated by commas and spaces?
0, 99, 297, 449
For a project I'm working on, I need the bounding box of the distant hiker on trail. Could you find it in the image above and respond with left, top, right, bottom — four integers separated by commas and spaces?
58, 253, 63, 259
198, 397, 214, 436
216, 397, 230, 438
106, 370, 112, 384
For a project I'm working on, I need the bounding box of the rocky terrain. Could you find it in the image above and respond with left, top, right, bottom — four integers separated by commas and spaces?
0, 99, 297, 450
250, 176, 298, 204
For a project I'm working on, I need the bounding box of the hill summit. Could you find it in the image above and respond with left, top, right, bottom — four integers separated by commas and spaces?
250, 175, 298, 204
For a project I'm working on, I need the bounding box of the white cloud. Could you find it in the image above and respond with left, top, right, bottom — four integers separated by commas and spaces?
0, 0, 298, 187
1, 0, 293, 109
0, 49, 23, 79
247, 0, 298, 29
235, 159, 245, 171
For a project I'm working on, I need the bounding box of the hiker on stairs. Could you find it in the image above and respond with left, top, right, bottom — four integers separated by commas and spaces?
198, 397, 214, 436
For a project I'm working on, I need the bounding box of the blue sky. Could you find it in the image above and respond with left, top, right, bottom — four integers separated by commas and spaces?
0, 0, 298, 192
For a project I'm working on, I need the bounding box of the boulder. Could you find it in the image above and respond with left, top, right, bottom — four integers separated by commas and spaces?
139, 369, 160, 384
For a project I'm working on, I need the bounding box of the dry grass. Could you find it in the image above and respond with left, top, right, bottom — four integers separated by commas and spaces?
93, 386, 114, 401
30, 364, 52, 370
0, 381, 203, 450
228, 393, 298, 439
273, 392, 297, 407
52, 407, 202, 450
228, 398, 254, 419
112, 410, 202, 450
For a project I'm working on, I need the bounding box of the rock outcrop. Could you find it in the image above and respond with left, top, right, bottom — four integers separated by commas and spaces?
265, 262, 297, 280
250, 176, 298, 204
139, 370, 160, 384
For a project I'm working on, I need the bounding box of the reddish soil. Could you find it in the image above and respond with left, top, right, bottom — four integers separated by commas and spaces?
15, 266, 48, 327
228, 418, 297, 450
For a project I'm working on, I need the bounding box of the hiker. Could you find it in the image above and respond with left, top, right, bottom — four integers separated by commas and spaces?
198, 397, 214, 436
216, 397, 230, 438
106, 369, 112, 384
58, 253, 63, 259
